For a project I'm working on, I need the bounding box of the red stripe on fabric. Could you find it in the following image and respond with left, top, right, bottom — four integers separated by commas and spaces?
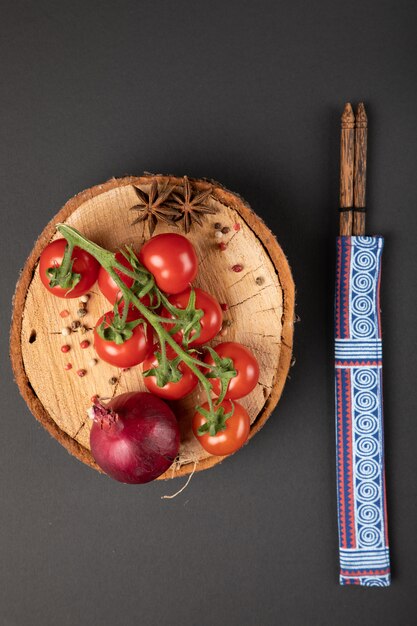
335, 360, 382, 367
345, 368, 356, 548
340, 568, 390, 576
336, 367, 347, 549
335, 239, 341, 338
342, 239, 351, 338
343, 578, 361, 585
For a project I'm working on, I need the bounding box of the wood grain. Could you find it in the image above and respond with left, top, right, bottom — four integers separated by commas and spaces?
340, 103, 355, 236
10, 175, 295, 479
353, 102, 368, 236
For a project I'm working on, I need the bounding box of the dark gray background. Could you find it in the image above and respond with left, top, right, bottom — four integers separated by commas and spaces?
1, 1, 416, 624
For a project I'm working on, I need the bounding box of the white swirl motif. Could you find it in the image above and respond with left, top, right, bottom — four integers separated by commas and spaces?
358, 525, 382, 547
354, 390, 378, 412
353, 250, 376, 271
352, 272, 373, 293
357, 481, 379, 502
353, 369, 378, 390
356, 436, 379, 457
356, 414, 378, 435
352, 295, 373, 316
362, 577, 387, 586
355, 236, 377, 248
356, 459, 379, 480
352, 317, 376, 338
357, 503, 381, 525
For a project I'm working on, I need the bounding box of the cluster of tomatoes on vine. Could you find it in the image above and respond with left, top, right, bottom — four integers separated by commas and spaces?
39, 232, 260, 456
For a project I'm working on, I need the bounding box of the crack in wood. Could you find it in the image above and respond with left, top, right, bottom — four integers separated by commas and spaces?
228, 263, 265, 289
196, 250, 214, 267
240, 331, 279, 340
73, 417, 88, 439
257, 381, 273, 390
228, 286, 277, 309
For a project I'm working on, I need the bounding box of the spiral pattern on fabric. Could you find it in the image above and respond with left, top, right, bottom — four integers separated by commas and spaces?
356, 414, 379, 435
358, 503, 380, 525
352, 317, 376, 338
357, 481, 379, 502
356, 436, 379, 457
358, 526, 382, 547
354, 390, 378, 412
352, 272, 373, 293
357, 459, 379, 480
353, 250, 376, 271
354, 369, 378, 390
352, 295, 373, 316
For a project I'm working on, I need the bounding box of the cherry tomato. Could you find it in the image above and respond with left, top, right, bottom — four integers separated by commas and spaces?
98, 252, 135, 303
98, 251, 151, 320
192, 400, 250, 456
143, 345, 198, 400
93, 312, 153, 368
139, 233, 198, 294
161, 287, 222, 346
204, 342, 259, 399
39, 238, 99, 298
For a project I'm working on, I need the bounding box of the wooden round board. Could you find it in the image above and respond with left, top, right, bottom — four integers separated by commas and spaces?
10, 175, 295, 479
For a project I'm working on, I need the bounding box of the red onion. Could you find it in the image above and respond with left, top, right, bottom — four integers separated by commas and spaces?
89, 392, 180, 484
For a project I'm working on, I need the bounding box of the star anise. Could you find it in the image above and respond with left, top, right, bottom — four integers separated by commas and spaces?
168, 176, 217, 233
130, 180, 180, 235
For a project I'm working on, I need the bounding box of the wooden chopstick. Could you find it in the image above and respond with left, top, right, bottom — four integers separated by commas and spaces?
339, 103, 355, 236
353, 102, 368, 235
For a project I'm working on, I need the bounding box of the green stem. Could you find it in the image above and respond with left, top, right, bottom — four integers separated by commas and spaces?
56, 223, 215, 414
60, 240, 75, 277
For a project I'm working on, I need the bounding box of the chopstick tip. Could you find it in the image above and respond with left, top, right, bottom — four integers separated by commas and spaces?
356, 102, 368, 127
341, 102, 355, 129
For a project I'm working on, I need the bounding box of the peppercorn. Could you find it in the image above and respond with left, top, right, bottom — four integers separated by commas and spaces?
77, 308, 87, 318
80, 340, 90, 349
232, 264, 243, 272
109, 376, 118, 385
221, 226, 230, 234
61, 344, 70, 353
71, 320, 81, 330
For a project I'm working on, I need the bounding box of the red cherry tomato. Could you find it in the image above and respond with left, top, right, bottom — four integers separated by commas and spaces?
161, 287, 222, 346
143, 345, 198, 400
139, 233, 198, 294
98, 251, 151, 319
93, 312, 153, 368
204, 342, 260, 399
98, 252, 135, 303
192, 400, 250, 456
39, 238, 99, 298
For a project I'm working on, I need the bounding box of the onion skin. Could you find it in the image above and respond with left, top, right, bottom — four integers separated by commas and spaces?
90, 392, 180, 484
